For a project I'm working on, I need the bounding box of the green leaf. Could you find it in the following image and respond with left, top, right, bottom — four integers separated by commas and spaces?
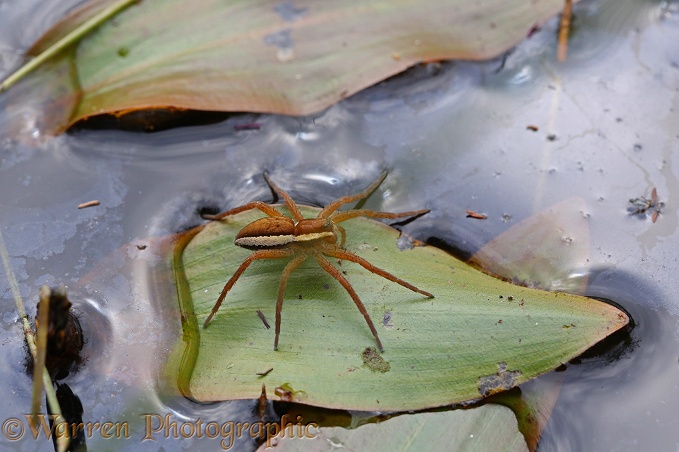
254, 405, 529, 452
168, 205, 627, 411
3, 0, 574, 134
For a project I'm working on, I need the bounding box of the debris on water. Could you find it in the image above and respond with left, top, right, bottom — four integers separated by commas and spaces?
77, 200, 100, 209
466, 210, 487, 220
628, 188, 664, 223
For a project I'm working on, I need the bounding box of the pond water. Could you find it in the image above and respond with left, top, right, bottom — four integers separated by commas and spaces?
1, 0, 678, 450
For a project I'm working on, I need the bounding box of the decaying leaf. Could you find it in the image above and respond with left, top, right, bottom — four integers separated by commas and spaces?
2, 0, 578, 136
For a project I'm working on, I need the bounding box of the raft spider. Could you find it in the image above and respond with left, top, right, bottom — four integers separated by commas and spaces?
202, 172, 433, 352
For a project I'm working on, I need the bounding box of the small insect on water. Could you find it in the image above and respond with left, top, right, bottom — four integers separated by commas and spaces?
628, 187, 664, 223
201, 171, 434, 352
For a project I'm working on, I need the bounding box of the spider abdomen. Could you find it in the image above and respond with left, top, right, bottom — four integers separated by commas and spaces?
235, 217, 295, 248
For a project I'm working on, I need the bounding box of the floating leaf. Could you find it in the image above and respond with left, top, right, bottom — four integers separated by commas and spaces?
167, 205, 627, 411
3, 0, 575, 135
254, 405, 528, 452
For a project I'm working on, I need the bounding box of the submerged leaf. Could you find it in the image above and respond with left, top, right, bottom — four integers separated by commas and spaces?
255, 405, 528, 452
166, 205, 627, 411
470, 198, 591, 293
3, 0, 576, 135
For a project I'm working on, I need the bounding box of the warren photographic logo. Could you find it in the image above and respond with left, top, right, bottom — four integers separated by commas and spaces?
3, 413, 317, 449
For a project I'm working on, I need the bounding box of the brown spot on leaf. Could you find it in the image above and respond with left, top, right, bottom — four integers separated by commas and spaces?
362, 347, 391, 373
478, 362, 522, 397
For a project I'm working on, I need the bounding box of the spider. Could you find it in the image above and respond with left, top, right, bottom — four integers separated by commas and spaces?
201, 171, 434, 352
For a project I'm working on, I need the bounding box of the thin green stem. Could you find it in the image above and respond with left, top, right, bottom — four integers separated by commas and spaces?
0, 0, 139, 93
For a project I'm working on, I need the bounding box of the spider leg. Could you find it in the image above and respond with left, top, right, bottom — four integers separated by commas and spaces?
202, 201, 284, 221
323, 247, 433, 298
318, 171, 387, 218
263, 172, 305, 222
336, 224, 347, 248
314, 254, 384, 352
274, 253, 308, 350
203, 248, 296, 328
331, 208, 429, 224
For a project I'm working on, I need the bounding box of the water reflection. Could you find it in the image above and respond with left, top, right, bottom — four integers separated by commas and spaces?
539, 267, 673, 450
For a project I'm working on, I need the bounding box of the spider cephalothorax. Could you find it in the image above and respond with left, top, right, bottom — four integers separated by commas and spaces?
202, 172, 433, 352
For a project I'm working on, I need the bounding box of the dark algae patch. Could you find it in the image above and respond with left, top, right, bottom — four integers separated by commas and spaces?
362, 347, 391, 373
